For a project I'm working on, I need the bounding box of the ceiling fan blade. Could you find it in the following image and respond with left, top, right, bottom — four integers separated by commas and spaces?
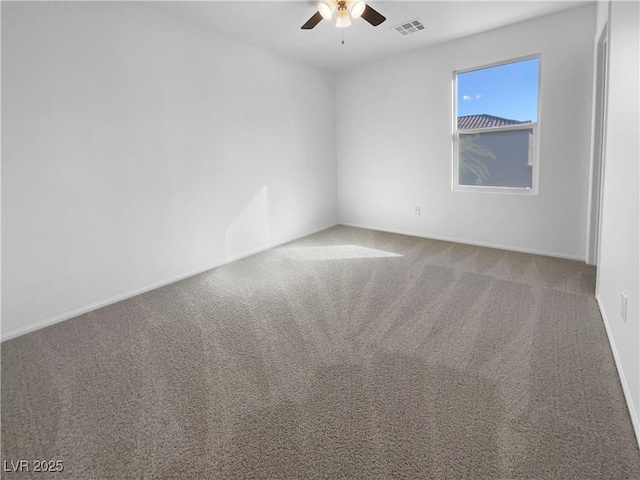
361, 4, 386, 26
301, 11, 323, 29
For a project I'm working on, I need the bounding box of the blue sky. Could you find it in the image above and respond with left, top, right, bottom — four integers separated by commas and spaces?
457, 58, 539, 122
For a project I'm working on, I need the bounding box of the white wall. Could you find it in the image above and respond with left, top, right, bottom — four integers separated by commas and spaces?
595, 0, 640, 442
337, 5, 595, 260
1, 2, 337, 339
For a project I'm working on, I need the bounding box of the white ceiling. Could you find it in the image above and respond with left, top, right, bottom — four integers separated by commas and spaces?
145, 1, 592, 71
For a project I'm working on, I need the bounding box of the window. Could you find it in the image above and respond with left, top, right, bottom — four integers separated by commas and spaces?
454, 56, 540, 193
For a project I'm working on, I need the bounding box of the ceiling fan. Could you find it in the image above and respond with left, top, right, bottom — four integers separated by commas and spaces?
301, 1, 386, 29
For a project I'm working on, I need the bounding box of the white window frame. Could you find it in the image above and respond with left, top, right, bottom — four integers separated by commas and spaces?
452, 54, 542, 195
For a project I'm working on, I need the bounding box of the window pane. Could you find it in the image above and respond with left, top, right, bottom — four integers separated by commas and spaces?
459, 128, 534, 188
455, 57, 539, 190
457, 58, 539, 123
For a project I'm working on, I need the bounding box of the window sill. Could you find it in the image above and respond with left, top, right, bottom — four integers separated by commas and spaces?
453, 185, 538, 195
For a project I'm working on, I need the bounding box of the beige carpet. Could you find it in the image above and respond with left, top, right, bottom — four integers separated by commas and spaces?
2, 225, 639, 479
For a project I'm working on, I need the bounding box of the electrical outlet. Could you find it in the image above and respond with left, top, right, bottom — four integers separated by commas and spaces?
414, 206, 421, 217
621, 292, 628, 323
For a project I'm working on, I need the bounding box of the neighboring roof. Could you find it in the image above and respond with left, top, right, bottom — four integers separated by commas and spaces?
458, 114, 532, 130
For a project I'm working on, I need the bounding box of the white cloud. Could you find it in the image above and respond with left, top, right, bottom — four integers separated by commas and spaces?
462, 95, 471, 101
475, 94, 482, 99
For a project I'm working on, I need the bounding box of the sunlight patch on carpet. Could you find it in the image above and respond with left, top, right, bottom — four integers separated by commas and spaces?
279, 245, 403, 261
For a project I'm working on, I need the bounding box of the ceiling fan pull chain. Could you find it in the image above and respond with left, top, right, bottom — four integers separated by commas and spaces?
341, 27, 345, 45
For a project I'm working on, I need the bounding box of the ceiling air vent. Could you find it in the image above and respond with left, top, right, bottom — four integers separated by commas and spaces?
393, 19, 425, 36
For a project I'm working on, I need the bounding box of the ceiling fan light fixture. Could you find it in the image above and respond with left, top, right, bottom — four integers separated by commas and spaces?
318, 2, 334, 20
301, 0, 385, 30
350, 1, 366, 19
336, 9, 351, 28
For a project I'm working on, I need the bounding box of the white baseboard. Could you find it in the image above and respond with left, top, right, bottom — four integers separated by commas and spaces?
1, 223, 337, 342
596, 294, 640, 448
339, 222, 585, 262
